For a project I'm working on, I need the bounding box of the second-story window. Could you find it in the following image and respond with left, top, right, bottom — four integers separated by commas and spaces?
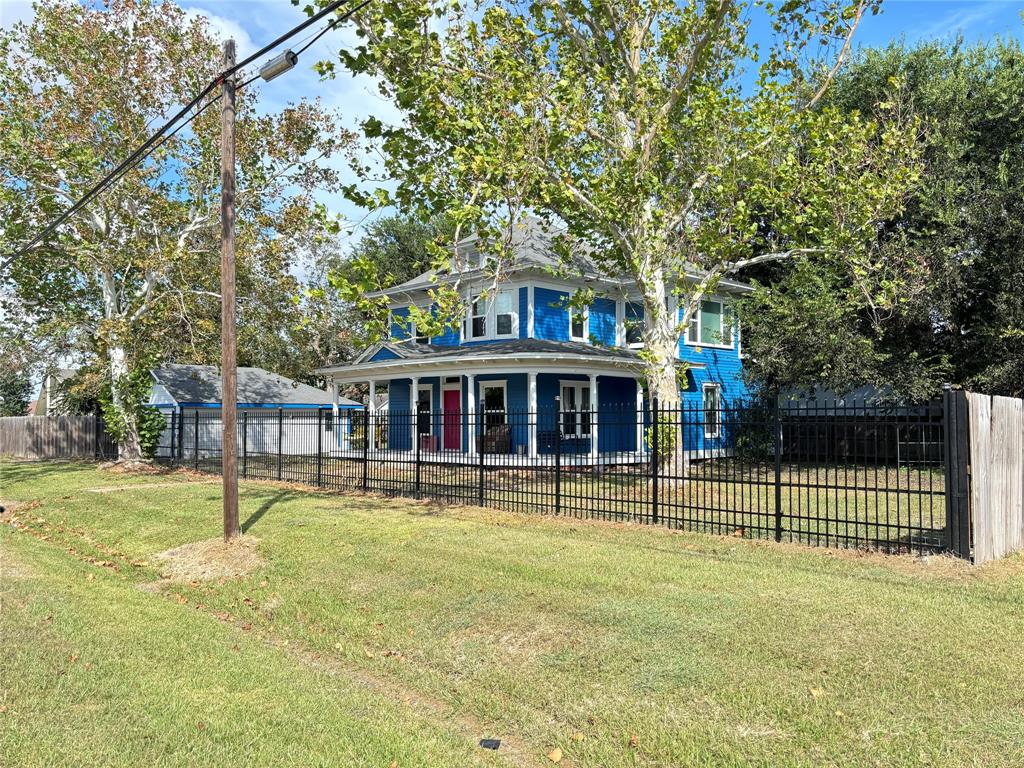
471, 294, 488, 338
686, 300, 735, 348
412, 321, 430, 345
495, 290, 515, 336
569, 309, 587, 342
625, 302, 645, 346
467, 288, 516, 340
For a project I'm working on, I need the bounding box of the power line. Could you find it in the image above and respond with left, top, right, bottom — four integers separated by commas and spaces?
4, 0, 362, 266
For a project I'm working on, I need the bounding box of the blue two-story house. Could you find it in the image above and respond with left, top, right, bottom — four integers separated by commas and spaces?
318, 220, 751, 464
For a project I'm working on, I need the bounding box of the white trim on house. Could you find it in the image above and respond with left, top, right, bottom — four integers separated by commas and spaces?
527, 284, 535, 338
319, 352, 703, 384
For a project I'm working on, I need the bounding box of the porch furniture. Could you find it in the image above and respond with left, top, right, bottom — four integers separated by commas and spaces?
476, 423, 512, 454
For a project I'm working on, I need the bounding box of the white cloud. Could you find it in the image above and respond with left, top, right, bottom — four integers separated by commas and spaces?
182, 5, 258, 60
913, 1, 1009, 42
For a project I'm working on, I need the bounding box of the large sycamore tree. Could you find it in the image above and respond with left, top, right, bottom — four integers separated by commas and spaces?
1, 0, 351, 460
328, 0, 920, 406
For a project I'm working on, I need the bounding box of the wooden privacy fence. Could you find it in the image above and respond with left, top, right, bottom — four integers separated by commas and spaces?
966, 393, 1024, 564
0, 415, 116, 460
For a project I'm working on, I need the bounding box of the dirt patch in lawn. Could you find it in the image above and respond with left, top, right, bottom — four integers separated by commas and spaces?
84, 479, 219, 494
155, 535, 264, 582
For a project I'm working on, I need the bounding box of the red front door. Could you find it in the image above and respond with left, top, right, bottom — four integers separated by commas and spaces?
442, 389, 461, 450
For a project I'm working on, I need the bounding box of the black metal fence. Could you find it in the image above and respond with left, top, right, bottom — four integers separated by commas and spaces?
151, 395, 959, 555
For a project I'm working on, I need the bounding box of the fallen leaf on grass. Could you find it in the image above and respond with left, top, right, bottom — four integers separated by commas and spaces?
570, 732, 584, 742
809, 687, 826, 699
197, 722, 206, 731
628, 733, 639, 749
547, 747, 562, 763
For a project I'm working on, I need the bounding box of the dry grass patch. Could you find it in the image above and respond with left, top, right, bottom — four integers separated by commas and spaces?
155, 535, 264, 582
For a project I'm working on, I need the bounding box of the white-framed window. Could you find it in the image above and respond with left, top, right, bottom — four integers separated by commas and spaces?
625, 302, 645, 347
559, 380, 592, 437
686, 300, 735, 348
479, 380, 507, 429
702, 383, 722, 439
569, 308, 588, 342
465, 288, 517, 341
470, 294, 488, 338
495, 289, 515, 336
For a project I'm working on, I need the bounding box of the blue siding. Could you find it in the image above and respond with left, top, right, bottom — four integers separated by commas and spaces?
590, 297, 616, 346
390, 307, 409, 340
519, 287, 529, 339
534, 287, 570, 341
370, 347, 402, 362
387, 379, 412, 450
431, 305, 460, 346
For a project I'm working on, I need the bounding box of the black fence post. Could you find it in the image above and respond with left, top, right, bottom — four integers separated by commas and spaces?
316, 408, 323, 488
168, 412, 175, 462
943, 384, 972, 559
774, 395, 783, 542
651, 397, 659, 524
276, 407, 284, 481
193, 410, 200, 470
241, 411, 248, 479
554, 396, 561, 517
477, 408, 485, 508
414, 407, 422, 498
177, 410, 184, 463
362, 408, 369, 491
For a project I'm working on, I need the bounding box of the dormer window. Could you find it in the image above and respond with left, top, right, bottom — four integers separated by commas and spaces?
569, 309, 587, 342
466, 288, 517, 341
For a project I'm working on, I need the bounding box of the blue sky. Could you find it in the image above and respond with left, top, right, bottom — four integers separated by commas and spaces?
2, 0, 1022, 242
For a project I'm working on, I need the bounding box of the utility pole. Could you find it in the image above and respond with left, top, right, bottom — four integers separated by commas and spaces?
220, 39, 240, 541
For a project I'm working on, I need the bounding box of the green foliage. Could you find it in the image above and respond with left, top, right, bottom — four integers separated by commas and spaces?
0, 369, 32, 416
742, 35, 1024, 398
318, 0, 920, 402
98, 364, 164, 459
1, 0, 354, 442
328, 213, 457, 346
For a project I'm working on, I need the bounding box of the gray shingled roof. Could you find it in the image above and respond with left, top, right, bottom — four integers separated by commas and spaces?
375, 216, 752, 297
152, 364, 357, 406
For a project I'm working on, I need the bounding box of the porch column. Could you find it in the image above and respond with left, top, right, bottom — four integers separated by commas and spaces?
589, 374, 599, 462
410, 375, 419, 452
466, 374, 476, 455
368, 379, 377, 451
528, 372, 538, 459
331, 380, 339, 417
635, 379, 644, 454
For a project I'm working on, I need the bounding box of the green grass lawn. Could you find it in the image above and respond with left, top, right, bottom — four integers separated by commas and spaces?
2, 460, 1022, 767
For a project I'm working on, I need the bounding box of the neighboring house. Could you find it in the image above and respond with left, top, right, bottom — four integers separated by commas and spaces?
33, 369, 76, 415
317, 219, 751, 462
148, 364, 361, 457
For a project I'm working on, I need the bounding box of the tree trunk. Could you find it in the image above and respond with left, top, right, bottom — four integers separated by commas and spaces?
100, 270, 145, 464
107, 342, 144, 462
639, 270, 690, 485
